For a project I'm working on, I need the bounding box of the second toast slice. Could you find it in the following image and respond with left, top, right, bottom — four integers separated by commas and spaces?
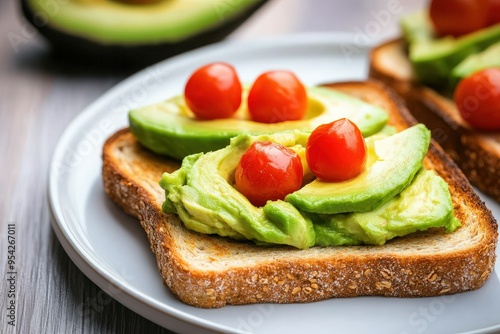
370, 39, 500, 203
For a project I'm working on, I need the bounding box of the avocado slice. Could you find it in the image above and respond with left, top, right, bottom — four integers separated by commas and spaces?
450, 42, 500, 86
160, 127, 458, 249
130, 86, 389, 160
285, 124, 430, 214
160, 131, 316, 249
313, 169, 461, 246
401, 11, 500, 87
21, 0, 267, 68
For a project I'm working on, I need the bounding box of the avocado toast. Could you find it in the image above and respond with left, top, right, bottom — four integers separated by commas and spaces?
102, 81, 497, 308
369, 10, 500, 203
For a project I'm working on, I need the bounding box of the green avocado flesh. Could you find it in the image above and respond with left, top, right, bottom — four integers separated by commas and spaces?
130, 86, 389, 160
159, 126, 459, 249
451, 42, 500, 85
160, 131, 316, 249
26, 0, 260, 44
401, 11, 500, 88
313, 169, 461, 246
286, 124, 430, 214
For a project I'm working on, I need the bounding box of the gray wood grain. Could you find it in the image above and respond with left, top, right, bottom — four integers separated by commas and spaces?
0, 0, 423, 333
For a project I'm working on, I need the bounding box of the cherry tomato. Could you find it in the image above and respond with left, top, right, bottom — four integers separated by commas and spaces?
454, 68, 500, 130
235, 141, 303, 207
487, 0, 500, 25
306, 119, 366, 182
247, 70, 307, 123
429, 0, 490, 37
184, 62, 242, 120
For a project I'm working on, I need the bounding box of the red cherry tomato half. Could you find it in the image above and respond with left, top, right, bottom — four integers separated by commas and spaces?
306, 119, 367, 182
235, 141, 303, 207
429, 0, 490, 37
454, 68, 500, 130
247, 70, 307, 123
184, 62, 242, 120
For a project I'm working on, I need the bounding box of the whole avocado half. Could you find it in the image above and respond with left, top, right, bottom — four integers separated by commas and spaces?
21, 0, 268, 68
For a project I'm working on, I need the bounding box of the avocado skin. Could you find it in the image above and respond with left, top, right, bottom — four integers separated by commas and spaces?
20, 0, 268, 69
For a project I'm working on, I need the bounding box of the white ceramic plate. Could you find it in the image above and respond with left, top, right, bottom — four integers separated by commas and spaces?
48, 33, 500, 334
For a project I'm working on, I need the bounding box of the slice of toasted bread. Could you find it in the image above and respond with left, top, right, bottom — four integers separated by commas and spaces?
102, 81, 497, 308
369, 39, 500, 203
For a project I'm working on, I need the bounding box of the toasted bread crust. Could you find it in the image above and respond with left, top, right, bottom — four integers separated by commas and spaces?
369, 39, 500, 203
102, 81, 497, 308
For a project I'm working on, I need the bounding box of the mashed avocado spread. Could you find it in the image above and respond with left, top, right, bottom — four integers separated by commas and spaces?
159, 124, 461, 249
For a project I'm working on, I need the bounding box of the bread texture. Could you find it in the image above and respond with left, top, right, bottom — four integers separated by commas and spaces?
369, 39, 500, 203
102, 81, 498, 308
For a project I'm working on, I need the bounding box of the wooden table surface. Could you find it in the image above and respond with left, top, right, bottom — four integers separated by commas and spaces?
1, 1, 425, 333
